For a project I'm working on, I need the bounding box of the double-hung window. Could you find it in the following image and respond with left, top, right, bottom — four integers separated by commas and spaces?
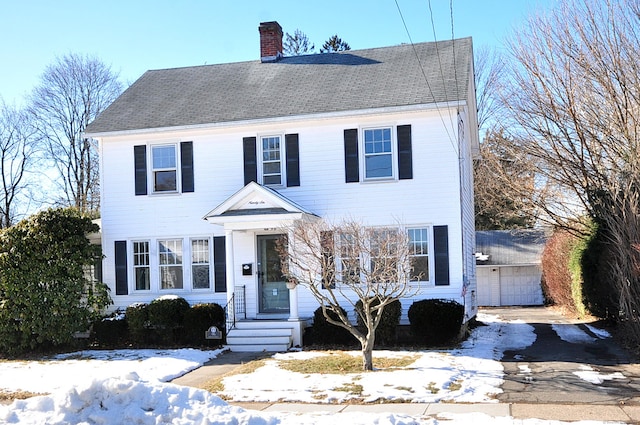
191, 239, 211, 289
152, 144, 178, 192
339, 233, 360, 284
261, 135, 283, 186
364, 127, 393, 179
133, 241, 150, 290
408, 228, 429, 282
159, 239, 183, 289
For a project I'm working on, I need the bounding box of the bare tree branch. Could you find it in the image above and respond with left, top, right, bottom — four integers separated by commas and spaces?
28, 53, 123, 213
279, 219, 418, 371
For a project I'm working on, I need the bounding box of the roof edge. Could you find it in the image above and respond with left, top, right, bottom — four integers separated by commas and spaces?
85, 101, 466, 138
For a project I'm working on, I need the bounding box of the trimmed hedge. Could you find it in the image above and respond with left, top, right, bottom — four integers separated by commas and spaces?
183, 303, 226, 345
408, 299, 464, 345
148, 296, 191, 345
125, 303, 149, 345
310, 306, 355, 345
355, 298, 401, 346
92, 313, 128, 347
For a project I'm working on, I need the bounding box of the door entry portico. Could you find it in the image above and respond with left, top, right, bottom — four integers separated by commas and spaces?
257, 235, 290, 314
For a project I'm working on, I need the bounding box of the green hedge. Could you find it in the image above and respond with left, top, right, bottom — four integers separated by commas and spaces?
408, 299, 464, 345
355, 298, 401, 346
310, 306, 355, 345
183, 303, 226, 345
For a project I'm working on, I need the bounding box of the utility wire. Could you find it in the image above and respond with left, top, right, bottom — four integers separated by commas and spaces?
393, 0, 458, 156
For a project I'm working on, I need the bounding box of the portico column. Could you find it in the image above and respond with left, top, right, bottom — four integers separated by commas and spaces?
287, 226, 299, 321
225, 229, 235, 308
288, 284, 299, 320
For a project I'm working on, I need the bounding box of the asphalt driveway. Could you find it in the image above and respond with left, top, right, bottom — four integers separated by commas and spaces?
482, 306, 640, 405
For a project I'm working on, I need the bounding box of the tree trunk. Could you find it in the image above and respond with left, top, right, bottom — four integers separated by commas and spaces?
361, 333, 375, 371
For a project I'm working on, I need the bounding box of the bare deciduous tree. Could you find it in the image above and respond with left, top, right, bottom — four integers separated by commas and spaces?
29, 53, 123, 213
0, 101, 39, 228
474, 46, 506, 131
279, 219, 418, 371
474, 128, 539, 230
502, 0, 640, 338
284, 29, 315, 56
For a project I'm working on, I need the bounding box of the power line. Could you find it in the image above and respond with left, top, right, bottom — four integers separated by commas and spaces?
393, 0, 459, 156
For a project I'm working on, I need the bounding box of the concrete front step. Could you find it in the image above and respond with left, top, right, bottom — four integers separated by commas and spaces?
227, 323, 294, 352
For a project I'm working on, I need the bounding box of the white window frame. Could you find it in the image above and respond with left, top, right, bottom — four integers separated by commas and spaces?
133, 240, 151, 291
150, 143, 179, 193
158, 239, 184, 289
259, 134, 285, 187
408, 227, 431, 283
190, 238, 212, 290
361, 126, 396, 181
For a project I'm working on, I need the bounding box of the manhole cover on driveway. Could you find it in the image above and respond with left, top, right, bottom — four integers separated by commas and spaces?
482, 307, 640, 405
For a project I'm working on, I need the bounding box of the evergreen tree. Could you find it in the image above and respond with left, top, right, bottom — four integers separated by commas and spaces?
320, 35, 351, 53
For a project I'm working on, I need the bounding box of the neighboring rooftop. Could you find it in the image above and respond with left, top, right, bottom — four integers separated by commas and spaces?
85, 37, 473, 135
475, 229, 548, 266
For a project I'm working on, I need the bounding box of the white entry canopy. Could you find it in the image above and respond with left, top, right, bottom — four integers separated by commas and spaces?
203, 182, 319, 229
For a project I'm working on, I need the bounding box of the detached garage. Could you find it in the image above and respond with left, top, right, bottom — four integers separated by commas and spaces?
475, 230, 547, 306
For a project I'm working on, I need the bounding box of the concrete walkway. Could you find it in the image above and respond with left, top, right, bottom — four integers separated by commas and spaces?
171, 350, 640, 423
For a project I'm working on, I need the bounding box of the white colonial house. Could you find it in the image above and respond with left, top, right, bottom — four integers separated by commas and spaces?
85, 22, 480, 351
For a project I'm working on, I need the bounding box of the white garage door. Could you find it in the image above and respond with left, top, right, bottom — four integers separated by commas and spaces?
477, 265, 543, 306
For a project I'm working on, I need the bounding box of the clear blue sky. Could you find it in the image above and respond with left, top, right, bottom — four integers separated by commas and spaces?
1, 0, 553, 105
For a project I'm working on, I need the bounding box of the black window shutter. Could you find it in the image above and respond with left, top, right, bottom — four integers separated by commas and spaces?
285, 133, 300, 187
344, 129, 359, 183
397, 125, 413, 180
114, 240, 128, 295
433, 225, 450, 286
180, 141, 194, 193
243, 137, 257, 185
134, 145, 147, 195
213, 236, 227, 293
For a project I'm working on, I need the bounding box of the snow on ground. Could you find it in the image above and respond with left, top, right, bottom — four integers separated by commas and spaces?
552, 324, 597, 343
0, 313, 626, 425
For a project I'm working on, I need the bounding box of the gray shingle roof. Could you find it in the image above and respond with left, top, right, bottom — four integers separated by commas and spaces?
475, 230, 548, 266
86, 38, 473, 134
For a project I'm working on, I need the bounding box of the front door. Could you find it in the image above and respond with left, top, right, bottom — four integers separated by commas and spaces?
257, 235, 290, 314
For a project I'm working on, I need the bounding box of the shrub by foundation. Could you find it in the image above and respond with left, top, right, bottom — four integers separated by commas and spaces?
355, 298, 401, 346
310, 306, 355, 346
408, 299, 464, 345
183, 303, 225, 345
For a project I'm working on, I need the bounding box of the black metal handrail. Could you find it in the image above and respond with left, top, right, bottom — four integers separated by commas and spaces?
224, 285, 246, 333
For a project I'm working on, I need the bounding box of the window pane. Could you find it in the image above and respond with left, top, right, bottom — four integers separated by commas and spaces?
155, 170, 177, 191
364, 128, 393, 179
263, 175, 281, 185
192, 265, 210, 289
133, 241, 150, 290
365, 154, 393, 178
263, 162, 281, 174
161, 266, 183, 289
152, 145, 176, 168
135, 268, 150, 290
191, 239, 210, 289
408, 228, 429, 281
411, 256, 429, 281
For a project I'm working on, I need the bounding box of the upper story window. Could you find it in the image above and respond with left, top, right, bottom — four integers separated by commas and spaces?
363, 128, 393, 179
152, 144, 178, 192
344, 125, 412, 184
261, 135, 283, 186
134, 142, 193, 196
243, 134, 300, 188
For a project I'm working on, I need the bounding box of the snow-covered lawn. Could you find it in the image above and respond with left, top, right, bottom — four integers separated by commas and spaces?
0, 313, 628, 424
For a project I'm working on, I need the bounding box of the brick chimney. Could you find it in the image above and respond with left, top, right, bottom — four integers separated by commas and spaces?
259, 21, 283, 62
